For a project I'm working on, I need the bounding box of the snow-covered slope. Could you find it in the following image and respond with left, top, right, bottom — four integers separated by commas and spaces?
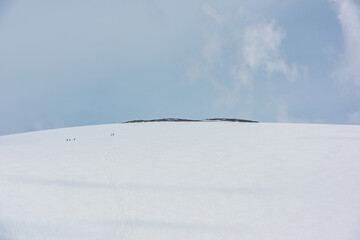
0, 122, 360, 240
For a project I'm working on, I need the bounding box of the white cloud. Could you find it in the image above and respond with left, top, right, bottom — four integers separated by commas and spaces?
187, 4, 306, 110
243, 21, 285, 70
232, 20, 306, 85
332, 0, 360, 86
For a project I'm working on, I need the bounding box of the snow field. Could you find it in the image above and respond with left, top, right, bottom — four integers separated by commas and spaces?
1, 122, 360, 239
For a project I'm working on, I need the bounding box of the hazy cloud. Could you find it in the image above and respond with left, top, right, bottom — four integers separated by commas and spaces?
276, 102, 289, 123
202, 3, 223, 24
202, 32, 225, 69
332, 0, 360, 86
213, 88, 239, 109
347, 111, 360, 124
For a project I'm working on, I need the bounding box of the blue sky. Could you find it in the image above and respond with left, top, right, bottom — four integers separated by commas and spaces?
1, 0, 360, 135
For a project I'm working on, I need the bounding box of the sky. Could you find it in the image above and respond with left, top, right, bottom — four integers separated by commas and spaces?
0, 0, 360, 135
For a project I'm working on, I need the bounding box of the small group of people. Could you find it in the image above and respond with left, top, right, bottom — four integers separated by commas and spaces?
66, 133, 115, 141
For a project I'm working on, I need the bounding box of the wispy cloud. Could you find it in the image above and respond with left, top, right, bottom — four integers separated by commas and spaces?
332, 0, 360, 86
186, 3, 225, 84
186, 33, 225, 84
188, 4, 306, 111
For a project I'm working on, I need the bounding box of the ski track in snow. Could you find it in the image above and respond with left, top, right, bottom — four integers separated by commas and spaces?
0, 122, 360, 239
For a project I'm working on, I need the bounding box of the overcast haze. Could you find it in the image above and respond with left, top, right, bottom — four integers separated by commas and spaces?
1, 0, 360, 135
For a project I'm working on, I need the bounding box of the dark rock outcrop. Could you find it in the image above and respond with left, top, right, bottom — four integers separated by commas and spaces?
124, 118, 258, 123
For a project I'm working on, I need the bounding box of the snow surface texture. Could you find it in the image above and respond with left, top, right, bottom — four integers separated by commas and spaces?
0, 122, 360, 240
